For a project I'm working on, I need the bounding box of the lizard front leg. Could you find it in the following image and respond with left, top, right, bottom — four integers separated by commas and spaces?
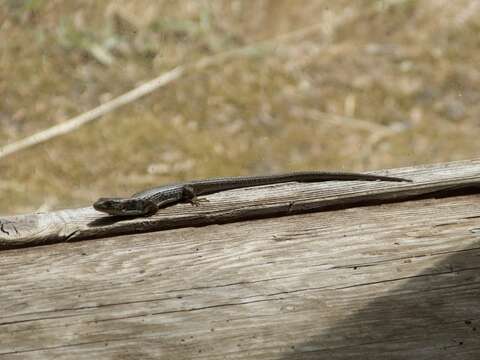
182, 185, 209, 206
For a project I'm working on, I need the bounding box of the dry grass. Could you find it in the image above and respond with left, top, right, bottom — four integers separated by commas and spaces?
1, 0, 479, 215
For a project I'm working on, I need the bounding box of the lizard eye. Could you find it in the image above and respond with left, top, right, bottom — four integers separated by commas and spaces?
101, 200, 114, 207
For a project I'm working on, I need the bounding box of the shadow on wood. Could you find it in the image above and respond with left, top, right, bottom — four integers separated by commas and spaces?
280, 240, 480, 359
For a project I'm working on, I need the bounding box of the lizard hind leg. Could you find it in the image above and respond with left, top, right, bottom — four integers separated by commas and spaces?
182, 185, 209, 206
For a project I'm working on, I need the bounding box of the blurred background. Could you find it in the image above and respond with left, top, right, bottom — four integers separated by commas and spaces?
1, 0, 479, 215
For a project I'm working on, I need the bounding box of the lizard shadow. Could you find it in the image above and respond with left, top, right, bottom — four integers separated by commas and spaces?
88, 214, 153, 227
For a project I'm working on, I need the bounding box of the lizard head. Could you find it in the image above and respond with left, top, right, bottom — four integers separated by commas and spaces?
93, 197, 158, 216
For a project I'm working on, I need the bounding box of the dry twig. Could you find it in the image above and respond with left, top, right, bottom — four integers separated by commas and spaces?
0, 18, 354, 160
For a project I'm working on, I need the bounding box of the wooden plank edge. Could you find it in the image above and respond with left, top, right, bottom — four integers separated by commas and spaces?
1, 159, 480, 249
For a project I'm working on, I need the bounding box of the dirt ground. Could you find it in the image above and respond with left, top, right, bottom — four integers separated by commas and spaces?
1, 0, 479, 215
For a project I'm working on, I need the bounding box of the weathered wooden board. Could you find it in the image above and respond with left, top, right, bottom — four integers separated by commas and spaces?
1, 192, 480, 359
2, 159, 480, 249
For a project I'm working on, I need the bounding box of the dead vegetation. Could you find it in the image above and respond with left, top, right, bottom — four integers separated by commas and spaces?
0, 0, 479, 214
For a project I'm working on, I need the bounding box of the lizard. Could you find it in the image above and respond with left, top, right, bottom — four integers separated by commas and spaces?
93, 171, 411, 217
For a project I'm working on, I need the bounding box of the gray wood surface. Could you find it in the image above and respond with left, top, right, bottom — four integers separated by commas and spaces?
2, 159, 480, 249
2, 159, 480, 359
2, 189, 480, 358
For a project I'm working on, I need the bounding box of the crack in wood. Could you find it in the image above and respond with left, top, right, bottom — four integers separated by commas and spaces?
333, 266, 480, 291
0, 220, 18, 236
64, 230, 81, 242
165, 275, 292, 293
150, 297, 287, 317
0, 296, 181, 326
0, 336, 137, 356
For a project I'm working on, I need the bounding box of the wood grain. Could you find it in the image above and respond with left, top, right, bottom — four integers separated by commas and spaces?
2, 159, 480, 249
1, 192, 480, 358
